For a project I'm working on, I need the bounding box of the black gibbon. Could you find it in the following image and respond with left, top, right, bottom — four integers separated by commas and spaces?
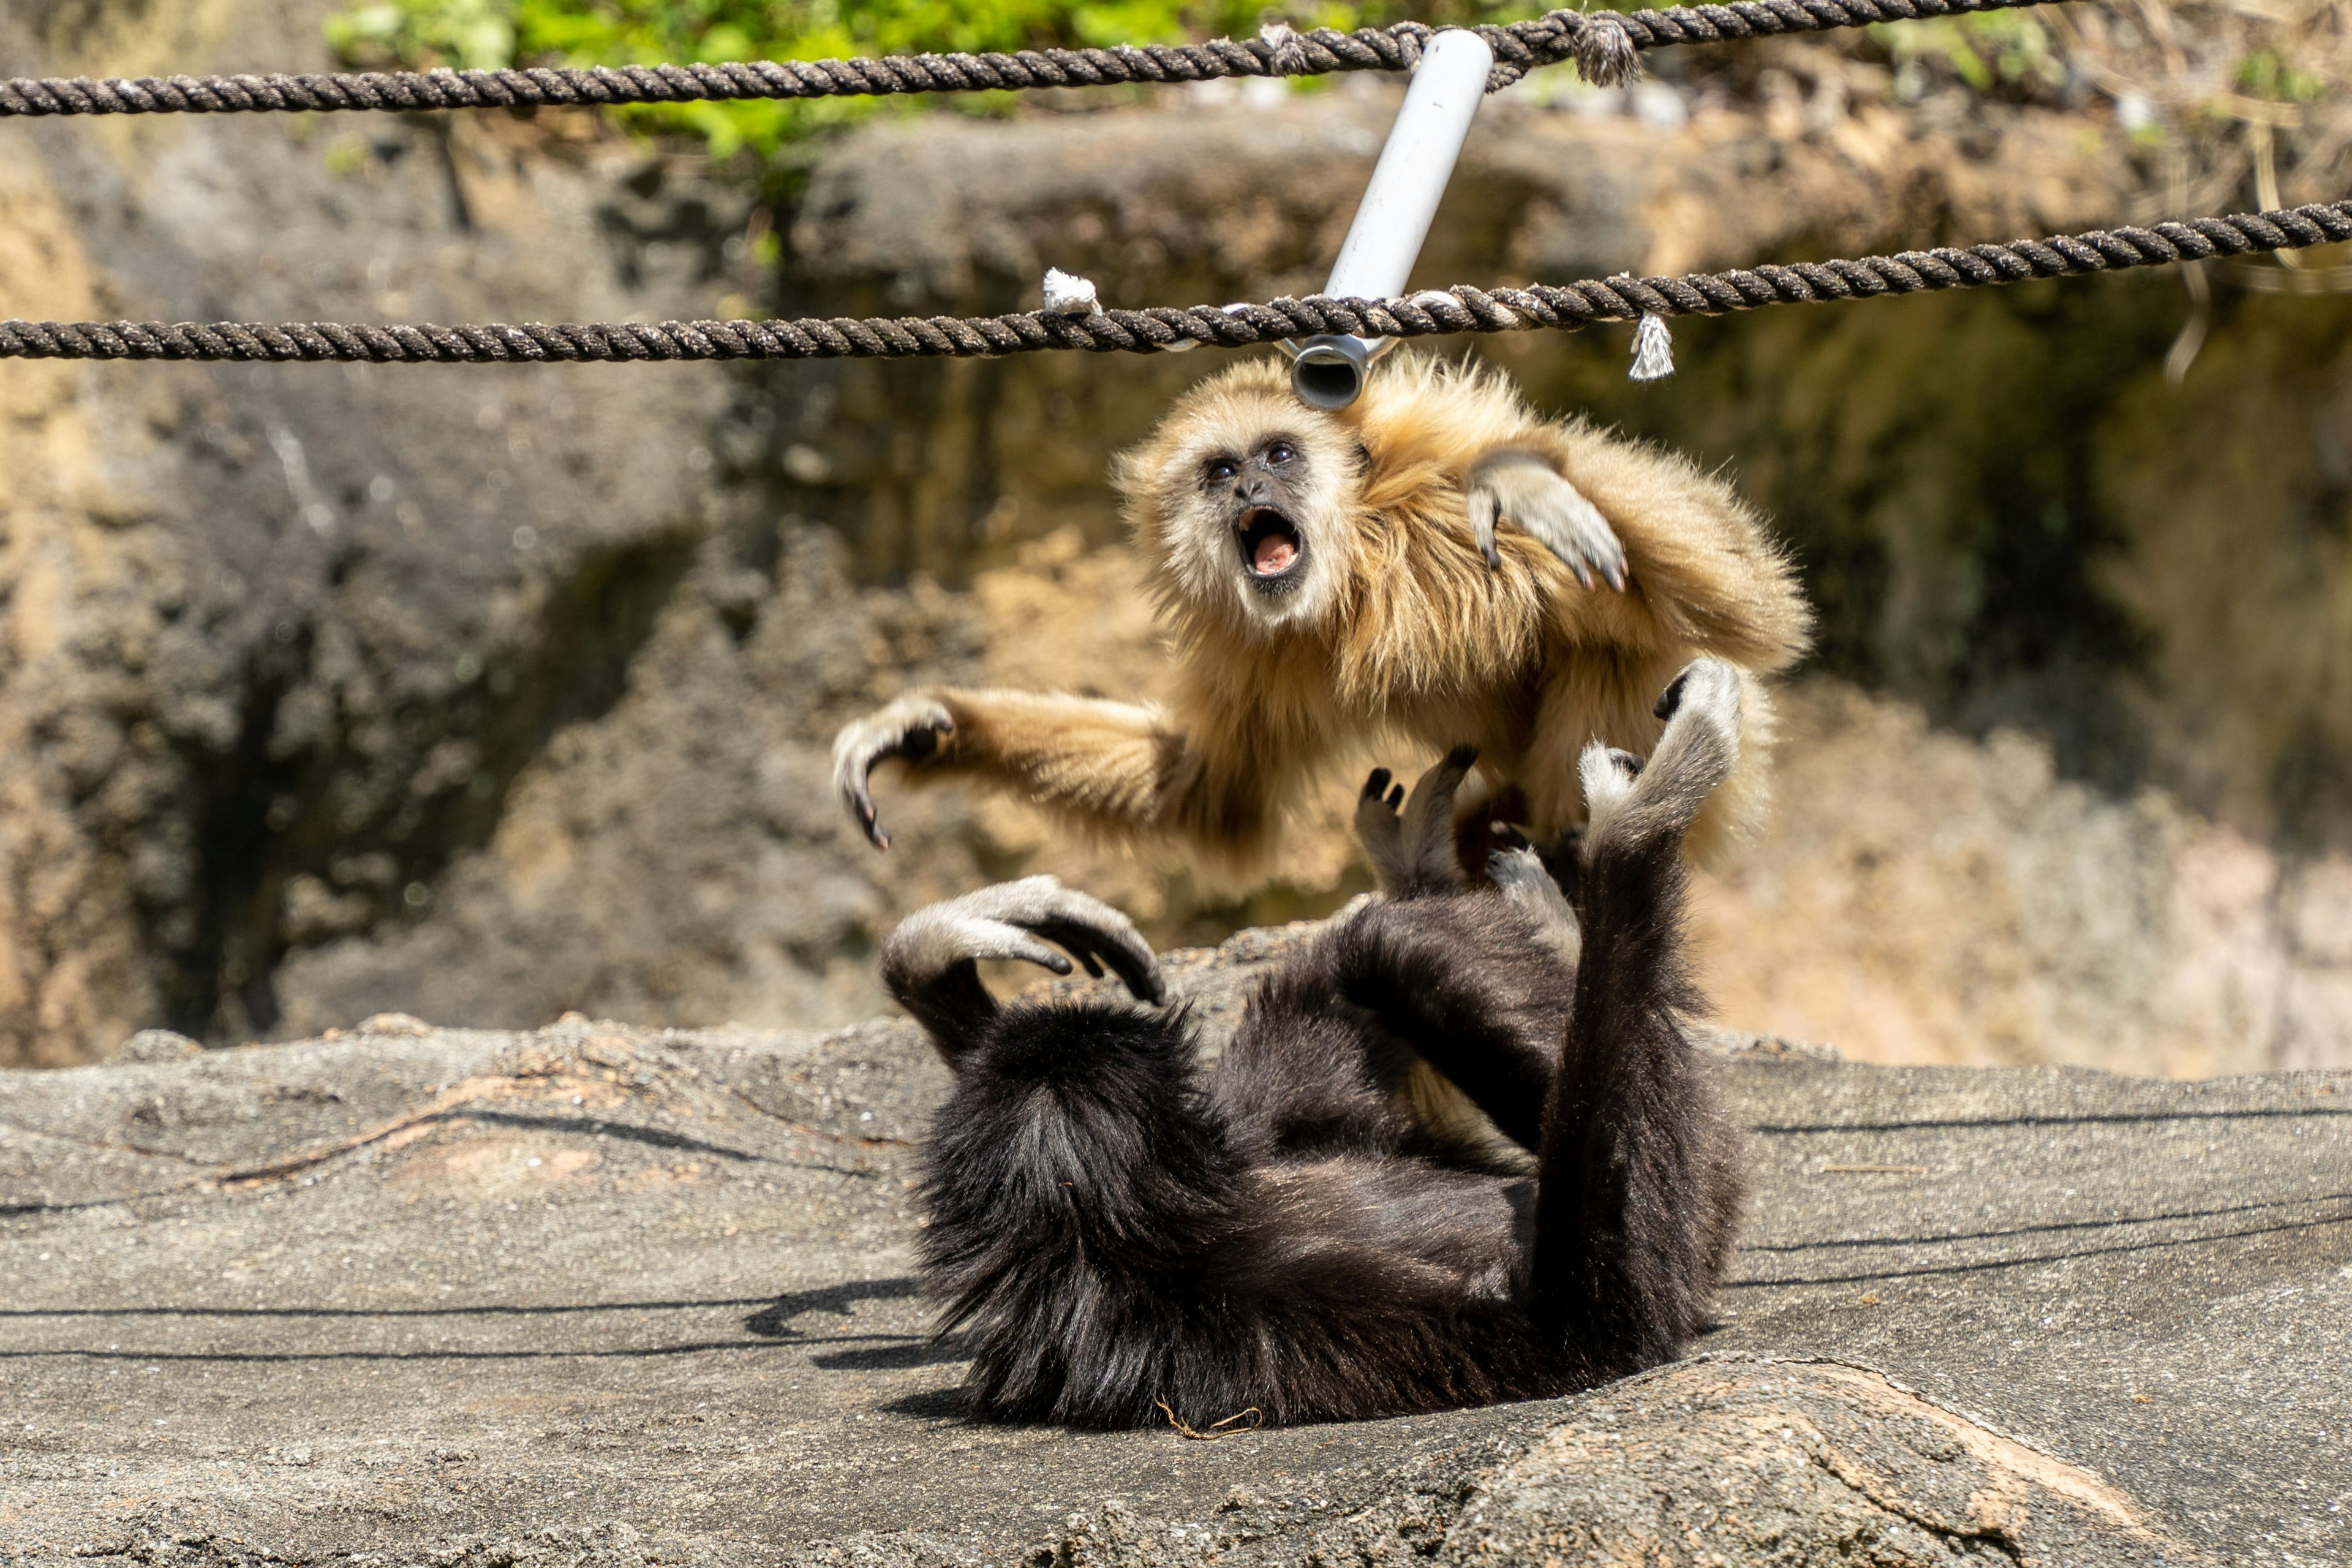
880, 658, 1747, 1427
835, 353, 1811, 873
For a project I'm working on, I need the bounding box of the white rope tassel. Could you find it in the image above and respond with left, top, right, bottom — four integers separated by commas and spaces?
1041, 268, 1101, 315
1629, 312, 1675, 382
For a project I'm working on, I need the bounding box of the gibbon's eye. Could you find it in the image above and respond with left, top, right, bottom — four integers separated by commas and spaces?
1264, 442, 1297, 466
1204, 456, 1239, 484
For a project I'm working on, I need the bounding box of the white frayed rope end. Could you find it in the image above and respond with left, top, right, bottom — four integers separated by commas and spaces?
1041, 268, 1101, 315
1629, 312, 1675, 382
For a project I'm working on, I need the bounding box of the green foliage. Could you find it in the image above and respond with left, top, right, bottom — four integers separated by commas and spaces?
2232, 49, 2323, 105
328, 0, 517, 74
1871, 11, 2065, 95
326, 0, 1541, 159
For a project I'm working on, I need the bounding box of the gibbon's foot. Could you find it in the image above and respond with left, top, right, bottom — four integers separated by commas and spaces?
881, 876, 1165, 1006
1487, 845, 1581, 962
1580, 658, 1743, 859
1465, 451, 1629, 590
1355, 748, 1478, 896
832, 695, 956, 851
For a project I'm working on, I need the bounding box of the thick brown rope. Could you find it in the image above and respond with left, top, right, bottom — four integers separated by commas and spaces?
0, 0, 2081, 116
2, 204, 2341, 364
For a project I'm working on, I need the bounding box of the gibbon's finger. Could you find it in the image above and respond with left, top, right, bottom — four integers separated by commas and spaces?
968, 879, 1163, 1006
981, 928, 1078, 976
1361, 767, 1395, 805
1487, 844, 1580, 957
1401, 748, 1477, 822
1466, 484, 1504, 571
1653, 667, 1692, 722
1576, 741, 1643, 854
1511, 483, 1610, 591
1031, 918, 1166, 1006
948, 911, 1079, 977
1085, 931, 1166, 1006
1353, 791, 1411, 894
889, 905, 1074, 981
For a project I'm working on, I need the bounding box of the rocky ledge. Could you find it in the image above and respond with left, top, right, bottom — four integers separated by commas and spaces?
2, 927, 2346, 1566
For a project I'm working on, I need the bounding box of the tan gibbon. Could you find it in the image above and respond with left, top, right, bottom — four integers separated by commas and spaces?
833, 352, 1812, 873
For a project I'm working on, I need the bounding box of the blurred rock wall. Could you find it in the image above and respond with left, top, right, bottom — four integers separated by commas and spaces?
0, 0, 2346, 1069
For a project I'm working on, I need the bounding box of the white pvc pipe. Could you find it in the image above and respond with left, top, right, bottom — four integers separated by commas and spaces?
1327, 29, 1494, 302
1291, 28, 1494, 409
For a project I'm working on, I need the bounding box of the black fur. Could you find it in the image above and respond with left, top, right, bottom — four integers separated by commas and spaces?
890, 684, 1744, 1428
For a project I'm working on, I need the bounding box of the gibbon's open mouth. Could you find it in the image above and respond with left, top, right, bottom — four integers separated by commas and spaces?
1236, 507, 1303, 582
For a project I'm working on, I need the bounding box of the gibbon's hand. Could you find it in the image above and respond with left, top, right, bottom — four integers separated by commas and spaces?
832, 695, 956, 851
1465, 452, 1629, 591
1354, 747, 1477, 896
888, 876, 1166, 1005
1579, 657, 1743, 859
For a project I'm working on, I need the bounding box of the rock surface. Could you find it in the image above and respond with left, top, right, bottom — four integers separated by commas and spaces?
3, 933, 2346, 1566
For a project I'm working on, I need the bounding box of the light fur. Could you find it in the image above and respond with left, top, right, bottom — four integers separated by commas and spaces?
837, 353, 1812, 872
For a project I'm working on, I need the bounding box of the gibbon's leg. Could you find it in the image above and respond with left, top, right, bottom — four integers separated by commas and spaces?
1528, 658, 1746, 1374
1466, 451, 1629, 589
1210, 960, 1424, 1158
1320, 759, 1571, 1154
1353, 749, 1477, 898
880, 876, 1164, 1063
833, 689, 1287, 862
1319, 894, 1567, 1153
1216, 755, 1495, 1156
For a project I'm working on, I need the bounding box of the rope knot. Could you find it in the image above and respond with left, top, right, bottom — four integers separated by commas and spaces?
1256, 18, 1311, 75
1572, 17, 1642, 88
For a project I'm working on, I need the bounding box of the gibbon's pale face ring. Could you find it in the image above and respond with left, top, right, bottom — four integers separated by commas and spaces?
1144, 394, 1354, 634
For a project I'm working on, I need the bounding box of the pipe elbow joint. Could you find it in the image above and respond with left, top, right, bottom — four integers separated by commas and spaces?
1289, 334, 1383, 410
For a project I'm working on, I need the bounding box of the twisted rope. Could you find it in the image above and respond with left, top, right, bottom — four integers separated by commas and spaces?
3, 205, 2340, 364
0, 0, 2079, 116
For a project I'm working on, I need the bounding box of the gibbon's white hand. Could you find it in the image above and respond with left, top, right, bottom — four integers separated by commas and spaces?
832, 695, 956, 851
1466, 452, 1629, 590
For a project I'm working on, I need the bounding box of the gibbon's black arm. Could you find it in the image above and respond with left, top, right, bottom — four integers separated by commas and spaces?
1322, 900, 1564, 1152
1528, 666, 1745, 1372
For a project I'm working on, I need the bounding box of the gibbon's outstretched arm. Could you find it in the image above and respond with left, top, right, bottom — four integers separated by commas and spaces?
834, 684, 1314, 863
1528, 659, 1746, 1367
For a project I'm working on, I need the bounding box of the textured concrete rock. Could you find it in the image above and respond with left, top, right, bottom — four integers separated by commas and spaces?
2, 933, 2344, 1565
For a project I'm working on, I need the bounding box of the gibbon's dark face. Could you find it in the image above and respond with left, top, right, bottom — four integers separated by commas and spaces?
1204, 435, 1313, 597
1118, 371, 1358, 635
